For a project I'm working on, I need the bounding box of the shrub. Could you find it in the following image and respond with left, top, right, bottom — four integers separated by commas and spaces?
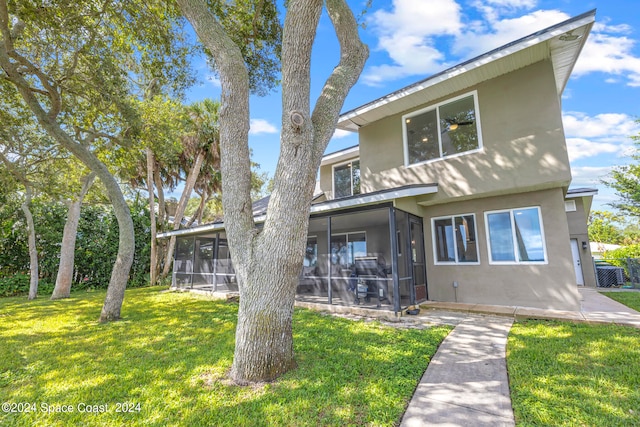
0, 274, 30, 297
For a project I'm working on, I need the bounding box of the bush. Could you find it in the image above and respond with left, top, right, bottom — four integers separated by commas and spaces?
0, 274, 55, 298
0, 274, 30, 297
0, 198, 152, 297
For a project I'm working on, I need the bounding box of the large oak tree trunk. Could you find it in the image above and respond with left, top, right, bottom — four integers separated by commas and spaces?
51, 172, 95, 299
178, 0, 367, 383
21, 186, 38, 300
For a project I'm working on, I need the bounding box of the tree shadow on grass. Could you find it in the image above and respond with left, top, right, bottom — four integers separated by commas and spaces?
0, 287, 450, 426
508, 320, 640, 427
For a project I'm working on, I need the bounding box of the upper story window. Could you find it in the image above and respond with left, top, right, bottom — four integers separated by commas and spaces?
403, 91, 482, 166
333, 159, 360, 198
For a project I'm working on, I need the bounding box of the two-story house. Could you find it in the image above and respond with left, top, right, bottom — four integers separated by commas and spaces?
162, 10, 598, 313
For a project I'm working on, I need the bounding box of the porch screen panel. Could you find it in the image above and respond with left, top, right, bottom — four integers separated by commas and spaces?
298, 217, 329, 301
193, 238, 214, 285
215, 233, 236, 287
174, 237, 195, 287
327, 208, 392, 308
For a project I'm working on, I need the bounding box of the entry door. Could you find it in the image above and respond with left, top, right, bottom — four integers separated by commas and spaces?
570, 239, 585, 286
410, 218, 427, 301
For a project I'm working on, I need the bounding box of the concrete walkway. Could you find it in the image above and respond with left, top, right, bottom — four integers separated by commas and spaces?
399, 288, 640, 426
401, 315, 515, 427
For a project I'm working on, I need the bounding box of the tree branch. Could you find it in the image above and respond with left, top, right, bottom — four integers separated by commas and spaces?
310, 0, 368, 153
177, 0, 254, 250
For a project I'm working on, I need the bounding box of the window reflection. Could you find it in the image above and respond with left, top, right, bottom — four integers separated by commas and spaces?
405, 93, 480, 165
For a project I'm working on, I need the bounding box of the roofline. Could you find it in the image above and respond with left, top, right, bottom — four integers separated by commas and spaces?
337, 9, 596, 131
157, 184, 438, 238
321, 144, 359, 165
566, 189, 598, 199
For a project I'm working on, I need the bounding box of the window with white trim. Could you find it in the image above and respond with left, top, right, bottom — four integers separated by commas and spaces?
485, 207, 547, 264
403, 91, 482, 166
432, 214, 479, 264
333, 159, 360, 198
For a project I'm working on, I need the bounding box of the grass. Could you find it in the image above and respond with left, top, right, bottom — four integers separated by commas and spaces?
0, 286, 451, 427
507, 320, 640, 427
601, 291, 640, 312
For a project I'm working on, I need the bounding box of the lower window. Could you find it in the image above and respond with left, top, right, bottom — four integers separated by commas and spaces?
432, 214, 479, 264
485, 207, 547, 263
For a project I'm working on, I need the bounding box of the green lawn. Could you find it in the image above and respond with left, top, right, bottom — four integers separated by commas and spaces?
601, 291, 640, 312
0, 287, 451, 427
507, 320, 640, 427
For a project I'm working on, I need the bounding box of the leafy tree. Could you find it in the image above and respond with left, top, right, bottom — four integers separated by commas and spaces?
162, 98, 222, 278
0, 198, 152, 297
605, 120, 640, 217
178, 0, 368, 382
0, 0, 193, 321
120, 94, 188, 286
588, 211, 624, 245
0, 117, 70, 299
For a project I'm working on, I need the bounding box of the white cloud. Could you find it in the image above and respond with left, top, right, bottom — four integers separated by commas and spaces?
362, 0, 462, 85
454, 10, 569, 57
575, 28, 640, 87
563, 112, 640, 140
332, 129, 354, 139
364, 2, 640, 87
571, 166, 614, 186
249, 119, 278, 135
562, 112, 639, 162
484, 0, 536, 7
566, 138, 619, 162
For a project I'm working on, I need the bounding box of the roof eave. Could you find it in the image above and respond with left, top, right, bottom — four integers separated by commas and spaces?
336, 10, 596, 132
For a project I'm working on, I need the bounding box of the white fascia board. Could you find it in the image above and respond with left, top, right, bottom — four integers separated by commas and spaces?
566, 190, 598, 199
310, 185, 438, 214
320, 145, 360, 166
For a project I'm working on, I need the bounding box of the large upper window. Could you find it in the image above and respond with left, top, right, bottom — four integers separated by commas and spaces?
432, 214, 479, 264
485, 207, 547, 264
403, 92, 481, 166
333, 159, 360, 199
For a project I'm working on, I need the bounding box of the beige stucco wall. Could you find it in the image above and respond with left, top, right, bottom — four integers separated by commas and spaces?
566, 197, 597, 287
358, 59, 571, 205
422, 188, 580, 310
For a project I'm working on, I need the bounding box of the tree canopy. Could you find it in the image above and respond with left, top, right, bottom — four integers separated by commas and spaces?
605, 119, 640, 217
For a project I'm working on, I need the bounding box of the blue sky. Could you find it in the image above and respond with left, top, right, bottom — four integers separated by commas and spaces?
185, 0, 640, 213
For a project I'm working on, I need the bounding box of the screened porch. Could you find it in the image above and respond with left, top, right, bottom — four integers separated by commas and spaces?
172, 204, 427, 313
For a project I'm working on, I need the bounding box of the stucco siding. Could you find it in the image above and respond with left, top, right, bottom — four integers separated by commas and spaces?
358, 59, 571, 204
423, 188, 580, 310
